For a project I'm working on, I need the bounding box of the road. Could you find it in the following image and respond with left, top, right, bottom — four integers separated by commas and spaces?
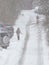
0, 8, 49, 65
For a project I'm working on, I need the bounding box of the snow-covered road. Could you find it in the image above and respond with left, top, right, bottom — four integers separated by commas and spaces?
0, 8, 49, 65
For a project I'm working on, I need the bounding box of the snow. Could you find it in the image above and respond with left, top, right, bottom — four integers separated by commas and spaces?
0, 7, 49, 65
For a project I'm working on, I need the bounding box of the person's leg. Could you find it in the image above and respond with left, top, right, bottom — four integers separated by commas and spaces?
17, 34, 20, 40
18, 35, 20, 40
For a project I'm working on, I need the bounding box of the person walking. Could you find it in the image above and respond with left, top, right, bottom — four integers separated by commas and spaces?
16, 28, 21, 40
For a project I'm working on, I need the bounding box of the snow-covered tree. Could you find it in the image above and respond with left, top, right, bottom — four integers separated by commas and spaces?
32, 0, 49, 15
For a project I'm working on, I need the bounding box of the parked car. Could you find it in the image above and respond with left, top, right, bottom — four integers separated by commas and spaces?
0, 24, 14, 49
